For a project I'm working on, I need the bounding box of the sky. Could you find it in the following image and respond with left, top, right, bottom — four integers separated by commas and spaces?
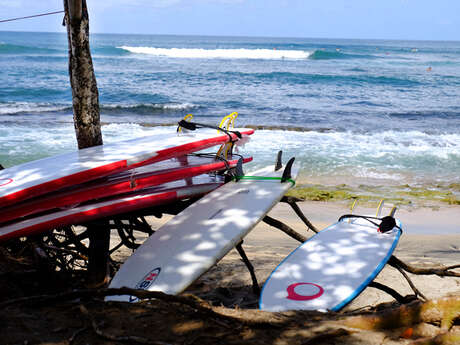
0, 0, 459, 41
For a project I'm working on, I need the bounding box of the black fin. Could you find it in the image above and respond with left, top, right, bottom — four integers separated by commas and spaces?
0, 164, 4, 170
281, 157, 295, 183
275, 151, 283, 171
234, 157, 244, 181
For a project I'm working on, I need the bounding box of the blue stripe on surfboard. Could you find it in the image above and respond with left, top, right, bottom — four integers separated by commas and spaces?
330, 222, 402, 311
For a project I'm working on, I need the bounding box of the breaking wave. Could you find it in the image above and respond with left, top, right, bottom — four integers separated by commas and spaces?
119, 46, 313, 60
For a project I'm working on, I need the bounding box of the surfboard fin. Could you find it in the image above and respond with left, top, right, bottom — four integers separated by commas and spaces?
281, 157, 295, 183
275, 151, 283, 171
389, 206, 397, 217
234, 157, 245, 181
348, 197, 358, 223
376, 199, 385, 217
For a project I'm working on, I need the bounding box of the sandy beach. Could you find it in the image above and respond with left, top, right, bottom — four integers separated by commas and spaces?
117, 200, 460, 311
2, 201, 458, 345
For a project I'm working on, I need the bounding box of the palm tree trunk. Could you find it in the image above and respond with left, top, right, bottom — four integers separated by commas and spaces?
63, 0, 108, 287
63, 0, 102, 149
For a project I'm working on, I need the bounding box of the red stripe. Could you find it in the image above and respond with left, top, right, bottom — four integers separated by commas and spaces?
0, 190, 180, 241
0, 156, 252, 224
0, 128, 254, 208
0, 160, 128, 209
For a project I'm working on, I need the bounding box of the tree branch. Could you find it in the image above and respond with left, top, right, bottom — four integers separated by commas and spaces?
389, 255, 460, 278
263, 215, 308, 243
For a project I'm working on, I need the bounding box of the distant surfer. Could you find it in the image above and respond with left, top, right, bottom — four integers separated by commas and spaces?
427, 66, 432, 72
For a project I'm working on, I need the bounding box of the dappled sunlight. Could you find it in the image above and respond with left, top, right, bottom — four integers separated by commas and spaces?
0, 176, 222, 241
0, 128, 253, 207
107, 163, 299, 301
260, 220, 401, 312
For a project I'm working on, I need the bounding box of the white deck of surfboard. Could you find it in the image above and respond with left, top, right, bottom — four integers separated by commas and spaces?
259, 217, 402, 312
107, 163, 298, 302
0, 128, 252, 206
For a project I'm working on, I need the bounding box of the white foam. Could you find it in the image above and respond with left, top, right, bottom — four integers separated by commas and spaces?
240, 129, 460, 183
1, 124, 458, 185
102, 102, 197, 111
118, 46, 312, 60
0, 102, 68, 115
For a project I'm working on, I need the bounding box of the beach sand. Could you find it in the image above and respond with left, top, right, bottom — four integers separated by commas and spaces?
2, 201, 458, 345
115, 200, 460, 310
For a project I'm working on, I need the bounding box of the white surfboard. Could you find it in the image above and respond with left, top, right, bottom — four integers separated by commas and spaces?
0, 127, 253, 208
107, 159, 298, 302
259, 216, 402, 312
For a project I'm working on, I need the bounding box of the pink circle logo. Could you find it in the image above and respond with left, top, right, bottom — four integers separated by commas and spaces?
0, 178, 13, 187
286, 282, 324, 301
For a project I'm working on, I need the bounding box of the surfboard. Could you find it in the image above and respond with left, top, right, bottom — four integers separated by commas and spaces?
0, 174, 225, 242
0, 127, 254, 208
106, 157, 298, 302
0, 155, 253, 224
259, 216, 402, 312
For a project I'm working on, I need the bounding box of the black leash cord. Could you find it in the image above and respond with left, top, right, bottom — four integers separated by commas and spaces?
177, 120, 242, 141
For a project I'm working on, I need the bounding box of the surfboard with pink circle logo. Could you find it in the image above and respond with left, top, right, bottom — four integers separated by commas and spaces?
259, 217, 401, 312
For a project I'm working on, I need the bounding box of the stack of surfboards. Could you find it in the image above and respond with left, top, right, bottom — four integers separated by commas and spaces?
0, 124, 255, 242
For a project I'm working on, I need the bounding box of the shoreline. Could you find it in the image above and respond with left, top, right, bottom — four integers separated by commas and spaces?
256, 200, 460, 235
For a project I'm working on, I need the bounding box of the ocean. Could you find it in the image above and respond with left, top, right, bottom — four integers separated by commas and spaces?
0, 31, 459, 205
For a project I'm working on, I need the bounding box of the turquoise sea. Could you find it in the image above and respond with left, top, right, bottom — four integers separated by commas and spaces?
0, 31, 459, 203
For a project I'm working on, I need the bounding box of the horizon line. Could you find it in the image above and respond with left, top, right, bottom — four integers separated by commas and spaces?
1, 29, 459, 44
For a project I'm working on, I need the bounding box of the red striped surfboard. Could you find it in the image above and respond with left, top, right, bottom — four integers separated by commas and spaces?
0, 127, 253, 208
0, 155, 252, 224
0, 174, 225, 242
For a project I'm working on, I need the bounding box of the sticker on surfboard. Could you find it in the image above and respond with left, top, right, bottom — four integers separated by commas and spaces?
0, 178, 13, 187
286, 282, 324, 301
128, 267, 162, 302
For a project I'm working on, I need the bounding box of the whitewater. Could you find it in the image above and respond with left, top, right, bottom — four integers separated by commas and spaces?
0, 31, 459, 197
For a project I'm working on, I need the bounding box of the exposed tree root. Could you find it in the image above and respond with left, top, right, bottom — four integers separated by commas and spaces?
341, 295, 460, 331
390, 256, 460, 278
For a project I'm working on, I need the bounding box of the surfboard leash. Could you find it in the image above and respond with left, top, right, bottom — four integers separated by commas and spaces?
338, 214, 402, 233
177, 120, 242, 142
